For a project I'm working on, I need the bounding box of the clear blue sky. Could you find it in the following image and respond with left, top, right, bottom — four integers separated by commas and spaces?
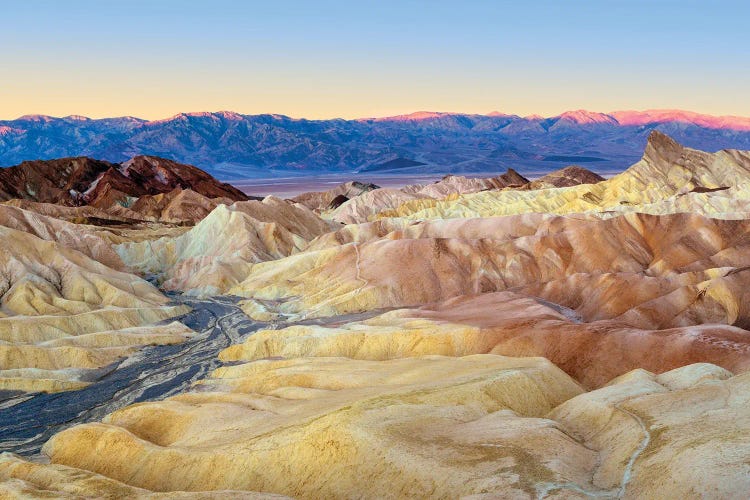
1, 0, 748, 119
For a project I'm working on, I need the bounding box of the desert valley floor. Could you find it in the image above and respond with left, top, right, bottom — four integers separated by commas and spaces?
1, 131, 750, 498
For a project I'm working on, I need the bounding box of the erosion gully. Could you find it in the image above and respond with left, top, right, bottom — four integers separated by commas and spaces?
0, 294, 386, 458
0, 296, 269, 457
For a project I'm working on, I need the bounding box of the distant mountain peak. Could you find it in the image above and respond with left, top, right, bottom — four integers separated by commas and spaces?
556, 110, 619, 125
611, 109, 750, 131
63, 115, 91, 121
2, 108, 750, 177
15, 114, 55, 122
145, 111, 235, 125
180, 111, 245, 120
367, 111, 455, 122
215, 110, 244, 120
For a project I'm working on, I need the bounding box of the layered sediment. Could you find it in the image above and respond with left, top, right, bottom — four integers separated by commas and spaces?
3, 132, 750, 497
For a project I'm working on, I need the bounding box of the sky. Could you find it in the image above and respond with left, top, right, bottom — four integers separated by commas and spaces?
1, 0, 748, 120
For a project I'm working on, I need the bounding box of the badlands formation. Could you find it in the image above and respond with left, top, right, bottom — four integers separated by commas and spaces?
2, 131, 750, 497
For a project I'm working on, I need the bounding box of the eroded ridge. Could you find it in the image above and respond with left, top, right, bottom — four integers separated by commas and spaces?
2, 133, 750, 497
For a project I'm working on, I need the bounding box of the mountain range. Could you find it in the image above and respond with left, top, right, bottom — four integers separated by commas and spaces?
2, 109, 750, 179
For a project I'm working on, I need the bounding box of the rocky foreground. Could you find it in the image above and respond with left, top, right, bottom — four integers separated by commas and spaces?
1, 131, 750, 498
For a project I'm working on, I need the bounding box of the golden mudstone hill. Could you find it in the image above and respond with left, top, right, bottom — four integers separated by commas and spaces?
5, 284, 749, 496
222, 291, 750, 388
325, 169, 529, 224
115, 197, 333, 295
0, 203, 127, 269
230, 211, 750, 327
402, 168, 530, 197
127, 188, 236, 223
0, 205, 190, 392
10, 342, 748, 497
6, 188, 237, 226
0, 454, 288, 499
3, 198, 155, 226
364, 131, 750, 222
5, 133, 750, 497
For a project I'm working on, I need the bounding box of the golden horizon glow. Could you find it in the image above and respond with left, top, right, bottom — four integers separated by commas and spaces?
2, 1, 748, 121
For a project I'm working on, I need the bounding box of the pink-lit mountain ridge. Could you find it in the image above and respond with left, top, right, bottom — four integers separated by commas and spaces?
2, 109, 750, 179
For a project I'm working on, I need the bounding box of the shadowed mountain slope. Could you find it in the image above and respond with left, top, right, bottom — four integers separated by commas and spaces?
3, 109, 750, 177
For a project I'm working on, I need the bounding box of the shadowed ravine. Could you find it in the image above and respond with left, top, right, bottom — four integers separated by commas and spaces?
0, 296, 264, 458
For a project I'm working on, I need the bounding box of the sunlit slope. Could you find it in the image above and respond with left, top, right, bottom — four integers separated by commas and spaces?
40, 354, 586, 497
231, 212, 750, 323
0, 215, 190, 392
372, 132, 750, 221
116, 197, 333, 295
0, 453, 285, 498
0, 203, 126, 269
25, 350, 750, 498
223, 291, 750, 387
329, 169, 530, 223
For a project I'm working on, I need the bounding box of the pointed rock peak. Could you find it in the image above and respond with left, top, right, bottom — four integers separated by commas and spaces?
532, 166, 605, 188
644, 130, 685, 163
555, 165, 605, 181
196, 201, 234, 224
214, 201, 232, 213
500, 168, 530, 185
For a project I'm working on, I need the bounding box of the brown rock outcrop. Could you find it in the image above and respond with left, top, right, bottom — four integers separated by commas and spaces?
129, 188, 234, 223
0, 155, 249, 209
525, 165, 605, 189
291, 180, 380, 211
